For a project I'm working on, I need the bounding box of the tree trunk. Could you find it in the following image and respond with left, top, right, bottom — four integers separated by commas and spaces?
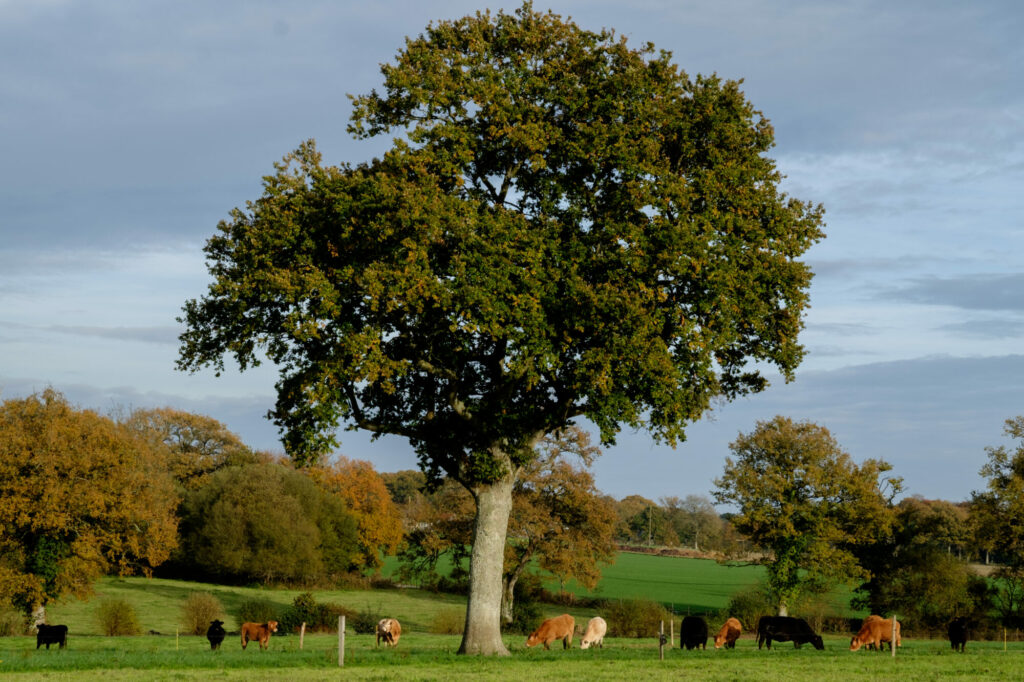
458, 470, 516, 655
31, 603, 46, 629
777, 602, 788, 617
501, 575, 517, 625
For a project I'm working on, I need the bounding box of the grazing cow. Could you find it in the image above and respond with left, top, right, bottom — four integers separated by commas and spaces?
850, 616, 900, 652
714, 617, 742, 649
35, 624, 68, 650
376, 618, 402, 647
679, 615, 708, 650
206, 619, 226, 650
948, 617, 968, 653
240, 621, 278, 650
580, 616, 607, 650
526, 614, 575, 650
756, 616, 824, 650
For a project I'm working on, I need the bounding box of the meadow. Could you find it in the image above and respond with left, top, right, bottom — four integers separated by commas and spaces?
2, 553, 1016, 680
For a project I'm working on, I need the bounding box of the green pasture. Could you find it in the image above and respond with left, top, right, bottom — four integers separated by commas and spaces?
3, 631, 1023, 681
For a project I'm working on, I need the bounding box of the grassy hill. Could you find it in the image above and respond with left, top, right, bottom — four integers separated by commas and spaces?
41, 552, 862, 636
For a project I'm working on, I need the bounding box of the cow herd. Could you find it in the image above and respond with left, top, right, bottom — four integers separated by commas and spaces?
521, 613, 975, 653
27, 613, 977, 654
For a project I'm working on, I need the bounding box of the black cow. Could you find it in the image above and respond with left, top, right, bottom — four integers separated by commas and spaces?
207, 620, 226, 650
36, 624, 68, 649
679, 615, 708, 650
948, 617, 968, 653
756, 616, 824, 650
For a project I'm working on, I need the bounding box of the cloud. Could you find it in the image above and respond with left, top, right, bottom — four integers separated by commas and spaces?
938, 319, 1024, 340
592, 354, 1024, 504
45, 324, 180, 345
886, 274, 1024, 312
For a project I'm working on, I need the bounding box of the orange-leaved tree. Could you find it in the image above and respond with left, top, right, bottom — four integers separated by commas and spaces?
310, 456, 404, 570
0, 389, 179, 618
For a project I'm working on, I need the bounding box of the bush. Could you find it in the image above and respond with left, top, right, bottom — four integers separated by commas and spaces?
724, 584, 775, 635
236, 597, 279, 625
604, 598, 671, 638
349, 606, 382, 634
429, 608, 465, 635
180, 592, 225, 635
277, 592, 357, 633
96, 599, 141, 636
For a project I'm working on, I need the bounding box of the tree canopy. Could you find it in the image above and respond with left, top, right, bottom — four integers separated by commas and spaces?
713, 415, 900, 615
0, 390, 179, 614
177, 2, 823, 654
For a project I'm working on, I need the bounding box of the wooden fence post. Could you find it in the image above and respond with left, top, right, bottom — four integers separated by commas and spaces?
670, 619, 674, 649
659, 620, 665, 660
300, 622, 306, 650
891, 615, 897, 658
338, 615, 345, 667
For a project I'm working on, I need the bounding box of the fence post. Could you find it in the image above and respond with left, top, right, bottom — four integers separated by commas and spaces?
659, 620, 665, 660
891, 615, 897, 658
300, 622, 306, 650
338, 615, 345, 667
670, 619, 674, 649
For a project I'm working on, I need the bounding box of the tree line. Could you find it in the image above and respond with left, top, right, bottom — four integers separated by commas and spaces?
7, 389, 1024, 637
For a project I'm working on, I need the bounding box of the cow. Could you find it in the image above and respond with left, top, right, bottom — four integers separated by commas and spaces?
206, 619, 226, 650
756, 616, 824, 650
948, 616, 969, 653
679, 615, 708, 650
580, 616, 607, 649
240, 621, 278, 650
714, 617, 742, 649
376, 618, 402, 647
849, 616, 900, 652
526, 614, 575, 650
35, 624, 68, 650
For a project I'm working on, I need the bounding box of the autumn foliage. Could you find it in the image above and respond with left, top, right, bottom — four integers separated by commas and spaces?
0, 390, 179, 612
311, 457, 404, 570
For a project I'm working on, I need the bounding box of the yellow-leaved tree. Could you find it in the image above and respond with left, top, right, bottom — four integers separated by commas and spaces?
0, 389, 179, 619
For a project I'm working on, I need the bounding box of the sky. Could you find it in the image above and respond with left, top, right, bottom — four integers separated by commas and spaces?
2, 0, 1022, 506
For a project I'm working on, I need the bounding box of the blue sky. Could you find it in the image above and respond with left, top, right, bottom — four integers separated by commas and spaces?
2, 0, 1022, 504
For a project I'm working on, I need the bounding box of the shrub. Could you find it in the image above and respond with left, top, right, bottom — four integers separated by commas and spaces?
604, 598, 671, 638
724, 584, 775, 635
236, 597, 279, 625
96, 599, 141, 636
349, 606, 382, 634
429, 608, 465, 635
180, 592, 225, 635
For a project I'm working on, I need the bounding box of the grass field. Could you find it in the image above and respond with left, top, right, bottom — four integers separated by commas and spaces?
3, 631, 1023, 681
2, 553, 993, 679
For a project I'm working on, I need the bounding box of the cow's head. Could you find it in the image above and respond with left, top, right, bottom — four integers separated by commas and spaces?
811, 635, 824, 650
209, 620, 224, 628
525, 633, 541, 647
267, 621, 278, 633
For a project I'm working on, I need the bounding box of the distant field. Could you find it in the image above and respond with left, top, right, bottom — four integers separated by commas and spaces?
383, 551, 855, 616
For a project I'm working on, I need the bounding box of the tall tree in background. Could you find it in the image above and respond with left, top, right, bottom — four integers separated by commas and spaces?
123, 407, 257, 490
177, 3, 823, 654
971, 416, 1024, 626
0, 390, 178, 618
713, 416, 900, 616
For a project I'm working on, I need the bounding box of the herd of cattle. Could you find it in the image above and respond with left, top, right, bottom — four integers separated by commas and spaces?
30, 613, 975, 653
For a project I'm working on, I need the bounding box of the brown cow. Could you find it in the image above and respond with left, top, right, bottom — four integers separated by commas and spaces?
580, 616, 607, 650
714, 617, 742, 649
526, 614, 575, 650
240, 621, 278, 650
376, 618, 402, 647
850, 616, 900, 652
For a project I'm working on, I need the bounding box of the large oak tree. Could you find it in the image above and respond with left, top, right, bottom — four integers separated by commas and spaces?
177, 3, 823, 654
